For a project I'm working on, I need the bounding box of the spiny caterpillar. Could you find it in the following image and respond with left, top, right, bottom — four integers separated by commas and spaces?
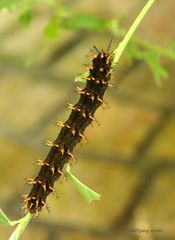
23, 43, 113, 215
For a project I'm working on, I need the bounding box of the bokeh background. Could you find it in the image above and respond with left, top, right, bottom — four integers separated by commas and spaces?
0, 0, 175, 239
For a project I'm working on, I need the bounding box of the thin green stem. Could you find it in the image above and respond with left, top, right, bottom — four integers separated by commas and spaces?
112, 0, 156, 67
110, 23, 175, 61
9, 213, 33, 240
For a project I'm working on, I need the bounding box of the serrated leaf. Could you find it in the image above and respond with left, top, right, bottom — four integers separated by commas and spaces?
143, 51, 168, 86
65, 164, 101, 204
19, 9, 32, 27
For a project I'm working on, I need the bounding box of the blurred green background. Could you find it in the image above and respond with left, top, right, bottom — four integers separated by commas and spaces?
0, 0, 175, 239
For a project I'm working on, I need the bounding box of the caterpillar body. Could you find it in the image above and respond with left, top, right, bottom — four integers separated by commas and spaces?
23, 46, 113, 215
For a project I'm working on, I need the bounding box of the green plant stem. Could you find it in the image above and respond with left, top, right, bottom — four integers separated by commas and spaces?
110, 23, 175, 61
112, 0, 156, 67
9, 213, 33, 240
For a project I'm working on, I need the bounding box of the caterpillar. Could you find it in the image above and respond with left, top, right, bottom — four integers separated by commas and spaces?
23, 43, 113, 215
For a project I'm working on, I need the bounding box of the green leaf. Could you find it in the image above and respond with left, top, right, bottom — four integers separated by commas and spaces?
75, 71, 88, 82
126, 43, 143, 60
0, 209, 32, 239
44, 16, 59, 40
65, 164, 101, 204
9, 213, 32, 240
0, 0, 34, 11
0, 0, 56, 11
0, 209, 13, 226
107, 18, 125, 37
143, 51, 168, 86
0, 209, 22, 226
19, 9, 32, 27
61, 14, 107, 31
127, 45, 169, 85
